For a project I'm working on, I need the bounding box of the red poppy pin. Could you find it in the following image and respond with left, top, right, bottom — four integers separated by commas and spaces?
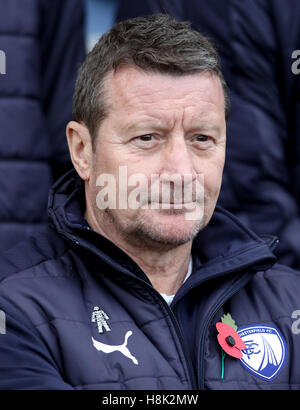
216, 313, 246, 379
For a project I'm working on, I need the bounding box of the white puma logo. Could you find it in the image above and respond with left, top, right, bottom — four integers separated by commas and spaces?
92, 330, 139, 365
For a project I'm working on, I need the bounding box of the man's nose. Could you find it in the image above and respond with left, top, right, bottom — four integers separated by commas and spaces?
161, 134, 195, 177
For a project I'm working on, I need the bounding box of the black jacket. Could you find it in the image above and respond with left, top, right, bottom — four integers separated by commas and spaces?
0, 170, 299, 389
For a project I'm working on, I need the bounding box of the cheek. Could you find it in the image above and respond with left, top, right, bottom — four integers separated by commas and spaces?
200, 162, 224, 198
87, 150, 118, 200
93, 148, 121, 176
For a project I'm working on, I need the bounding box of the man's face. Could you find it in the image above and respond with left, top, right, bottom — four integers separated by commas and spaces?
87, 66, 226, 248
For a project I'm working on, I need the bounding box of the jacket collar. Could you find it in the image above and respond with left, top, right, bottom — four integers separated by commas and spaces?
48, 169, 277, 279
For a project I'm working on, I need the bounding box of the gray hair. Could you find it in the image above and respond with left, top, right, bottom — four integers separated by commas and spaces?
73, 14, 230, 147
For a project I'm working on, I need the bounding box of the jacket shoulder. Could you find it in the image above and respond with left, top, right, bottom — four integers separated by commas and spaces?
0, 228, 70, 283
257, 262, 300, 289
264, 263, 300, 279
251, 263, 300, 316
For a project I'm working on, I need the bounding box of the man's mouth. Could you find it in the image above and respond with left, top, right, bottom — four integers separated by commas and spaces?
148, 201, 198, 209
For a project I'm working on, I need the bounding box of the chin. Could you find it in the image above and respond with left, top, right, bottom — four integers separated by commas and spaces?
133, 215, 206, 247
103, 205, 211, 248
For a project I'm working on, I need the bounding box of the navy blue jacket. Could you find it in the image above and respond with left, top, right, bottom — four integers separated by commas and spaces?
0, 0, 85, 252
0, 170, 299, 390
116, 0, 300, 270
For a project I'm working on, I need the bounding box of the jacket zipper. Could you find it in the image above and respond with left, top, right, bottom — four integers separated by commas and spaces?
146, 288, 198, 389
197, 272, 253, 390
63, 230, 270, 390
65, 231, 198, 389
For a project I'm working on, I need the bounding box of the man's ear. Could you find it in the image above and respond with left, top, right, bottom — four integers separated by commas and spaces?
66, 121, 93, 181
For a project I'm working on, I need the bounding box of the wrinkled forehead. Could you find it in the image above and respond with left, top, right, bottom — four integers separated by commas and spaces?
104, 66, 226, 124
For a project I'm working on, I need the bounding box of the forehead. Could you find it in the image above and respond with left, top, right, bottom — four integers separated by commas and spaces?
105, 66, 225, 123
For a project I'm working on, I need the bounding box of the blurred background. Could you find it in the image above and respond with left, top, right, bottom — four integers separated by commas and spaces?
84, 0, 119, 51
0, 0, 299, 271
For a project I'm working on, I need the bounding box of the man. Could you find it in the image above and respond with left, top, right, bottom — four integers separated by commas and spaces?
117, 0, 300, 271
0, 14, 299, 390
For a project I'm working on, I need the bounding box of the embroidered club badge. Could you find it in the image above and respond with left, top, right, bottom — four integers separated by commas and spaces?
237, 324, 287, 381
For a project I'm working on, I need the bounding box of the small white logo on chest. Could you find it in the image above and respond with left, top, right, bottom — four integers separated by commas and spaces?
91, 306, 111, 333
92, 330, 138, 365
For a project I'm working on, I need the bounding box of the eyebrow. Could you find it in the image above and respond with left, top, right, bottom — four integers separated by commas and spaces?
122, 118, 174, 134
123, 119, 223, 135
188, 123, 222, 134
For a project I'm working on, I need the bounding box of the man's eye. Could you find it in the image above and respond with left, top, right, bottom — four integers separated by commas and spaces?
195, 135, 210, 142
138, 134, 154, 142
192, 135, 215, 150
131, 134, 158, 149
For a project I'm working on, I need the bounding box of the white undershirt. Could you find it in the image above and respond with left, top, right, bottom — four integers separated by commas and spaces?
160, 258, 193, 306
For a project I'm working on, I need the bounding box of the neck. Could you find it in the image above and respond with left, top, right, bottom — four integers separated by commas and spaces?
85, 201, 192, 296
120, 241, 192, 295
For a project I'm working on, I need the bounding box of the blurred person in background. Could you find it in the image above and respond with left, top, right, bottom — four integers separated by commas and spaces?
116, 0, 300, 271
0, 0, 86, 252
